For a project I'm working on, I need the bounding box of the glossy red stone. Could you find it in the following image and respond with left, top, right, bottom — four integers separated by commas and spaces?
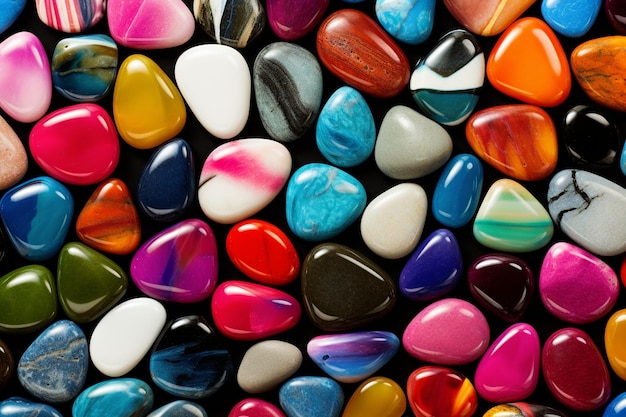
229, 398, 286, 417
267, 0, 329, 40
621, 255, 626, 287
316, 9, 410, 98
606, 0, 626, 34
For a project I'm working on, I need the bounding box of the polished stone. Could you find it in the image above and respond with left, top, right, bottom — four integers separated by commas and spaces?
605, 309, 626, 381
604, 393, 626, 417
0, 0, 26, 34
0, 115, 27, 191
72, 378, 154, 417
375, 0, 435, 45
407, 366, 477, 417
267, 0, 328, 40
279, 376, 344, 417
541, 0, 601, 37
0, 228, 5, 264
443, 0, 535, 36
36, 0, 105, 32
621, 139, 626, 176
229, 399, 286, 417
0, 397, 62, 417
147, 401, 208, 417
194, 0, 265, 47
563, 105, 620, 168
343, 377, 406, 417
0, 339, 13, 390
482, 403, 568, 417
237, 340, 302, 394
606, 0, 626, 34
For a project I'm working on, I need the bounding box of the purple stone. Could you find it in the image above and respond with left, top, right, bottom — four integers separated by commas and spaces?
267, 0, 330, 40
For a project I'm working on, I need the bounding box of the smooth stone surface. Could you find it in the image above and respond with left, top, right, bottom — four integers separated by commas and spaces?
0, 397, 62, 417
147, 401, 208, 417
90, 297, 167, 377
211, 280, 301, 341
564, 105, 620, 168
51, 34, 118, 102
0, 228, 5, 264
375, 105, 453, 179
29, 103, 120, 185
237, 340, 302, 394
483, 403, 568, 417
541, 0, 601, 37
605, 309, 626, 381
316, 9, 410, 98
194, 0, 265, 47
360, 183, 427, 259
410, 29, 484, 126
606, 0, 626, 34
473, 179, 554, 252
175, 44, 251, 139
466, 104, 558, 181
72, 378, 154, 417
301, 243, 396, 331
0, 115, 27, 190
279, 376, 344, 417
36, 0, 104, 32
0, 176, 73, 261
343, 376, 406, 417
286, 163, 366, 241
267, 0, 329, 40
547, 169, 626, 256
542, 327, 611, 411
150, 315, 233, 398
254, 42, 322, 142
57, 242, 128, 323
18, 320, 88, 403
622, 142, 626, 176
306, 331, 399, 383
0, 0, 26, 34
199, 139, 291, 224
0, 339, 13, 390
443, 0, 535, 36
487, 17, 571, 107
131, 219, 218, 303
402, 298, 490, 365
604, 393, 626, 417
316, 86, 375, 167
375, 0, 435, 44
229, 399, 286, 417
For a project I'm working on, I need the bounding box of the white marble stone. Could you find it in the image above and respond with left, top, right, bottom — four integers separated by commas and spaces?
237, 340, 302, 394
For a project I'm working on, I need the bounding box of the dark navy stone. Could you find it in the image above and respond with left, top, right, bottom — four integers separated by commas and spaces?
279, 376, 344, 417
72, 378, 153, 417
0, 397, 62, 417
147, 400, 208, 417
541, 0, 601, 38
375, 0, 435, 45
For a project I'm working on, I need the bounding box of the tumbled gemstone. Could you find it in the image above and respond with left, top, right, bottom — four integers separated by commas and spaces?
0, 397, 62, 417
541, 0, 601, 37
229, 399, 286, 417
72, 378, 154, 417
147, 401, 208, 417
0, 339, 13, 390
237, 340, 302, 394
342, 376, 406, 417
407, 366, 477, 417
563, 105, 620, 168
442, 0, 535, 36
0, 114, 27, 191
194, 0, 265, 47
267, 0, 328, 40
482, 403, 567, 417
279, 376, 344, 417
606, 0, 626, 34
605, 309, 626, 381
0, 0, 27, 35
35, 0, 105, 32
604, 393, 626, 417
375, 0, 435, 45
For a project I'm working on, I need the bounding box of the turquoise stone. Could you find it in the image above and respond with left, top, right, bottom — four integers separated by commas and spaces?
72, 378, 154, 417
541, 0, 601, 37
316, 86, 375, 168
375, 0, 435, 45
279, 376, 344, 417
147, 400, 207, 417
285, 163, 366, 241
0, 176, 73, 261
51, 34, 118, 102
0, 397, 62, 417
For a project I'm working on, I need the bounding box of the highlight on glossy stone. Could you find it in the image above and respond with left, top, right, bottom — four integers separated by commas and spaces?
147, 400, 208, 417
229, 398, 286, 417
0, 397, 62, 417
237, 340, 302, 394
342, 376, 406, 417
604, 393, 626, 417
0, 114, 27, 191
267, 0, 329, 40
194, 0, 265, 47
36, 0, 105, 32
0, 338, 13, 391
606, 0, 626, 34
72, 378, 154, 417
482, 403, 568, 417
279, 376, 344, 417
541, 0, 601, 37
605, 309, 626, 381
375, 0, 435, 45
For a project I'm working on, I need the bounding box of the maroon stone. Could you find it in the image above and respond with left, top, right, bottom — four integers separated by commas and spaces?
267, 0, 329, 40
606, 0, 626, 34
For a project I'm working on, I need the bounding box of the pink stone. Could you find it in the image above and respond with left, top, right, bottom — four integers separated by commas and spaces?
267, 0, 330, 40
443, 0, 535, 36
0, 115, 27, 190
474, 323, 540, 403
229, 398, 286, 417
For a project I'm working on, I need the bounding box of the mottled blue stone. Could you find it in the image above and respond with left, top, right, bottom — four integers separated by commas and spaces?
0, 0, 26, 35
316, 86, 375, 168
72, 378, 153, 417
147, 400, 208, 417
0, 176, 74, 261
541, 0, 601, 37
286, 163, 366, 241
399, 228, 463, 301
0, 397, 62, 417
138, 138, 195, 222
375, 0, 435, 45
604, 392, 626, 417
18, 320, 88, 403
279, 376, 344, 417
432, 153, 484, 228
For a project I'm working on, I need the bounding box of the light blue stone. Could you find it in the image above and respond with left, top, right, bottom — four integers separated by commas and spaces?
18, 320, 88, 403
541, 0, 602, 38
316, 86, 375, 168
0, 397, 63, 417
604, 392, 626, 417
72, 378, 154, 417
621, 141, 626, 176
0, 0, 27, 35
147, 400, 208, 417
279, 376, 344, 417
432, 153, 483, 228
375, 0, 435, 45
285, 163, 366, 241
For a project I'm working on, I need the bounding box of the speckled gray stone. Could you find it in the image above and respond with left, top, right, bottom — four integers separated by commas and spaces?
237, 340, 302, 394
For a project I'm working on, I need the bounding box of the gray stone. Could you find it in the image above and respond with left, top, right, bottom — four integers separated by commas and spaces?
237, 340, 302, 394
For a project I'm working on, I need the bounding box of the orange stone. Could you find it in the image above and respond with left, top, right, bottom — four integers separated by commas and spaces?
443, 0, 535, 36
466, 104, 558, 181
487, 17, 571, 107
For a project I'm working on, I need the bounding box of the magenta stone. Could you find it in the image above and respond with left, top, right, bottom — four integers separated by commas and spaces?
267, 0, 330, 40
229, 398, 286, 417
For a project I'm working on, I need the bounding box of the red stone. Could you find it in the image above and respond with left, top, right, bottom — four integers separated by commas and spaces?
229, 398, 286, 417
621, 255, 626, 287
316, 9, 410, 98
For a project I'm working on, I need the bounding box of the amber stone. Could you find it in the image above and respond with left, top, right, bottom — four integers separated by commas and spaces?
407, 366, 477, 417
483, 403, 568, 417
443, 0, 535, 36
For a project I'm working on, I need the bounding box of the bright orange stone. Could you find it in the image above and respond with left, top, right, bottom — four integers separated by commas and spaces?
487, 17, 571, 107
443, 0, 535, 36
606, 308, 626, 380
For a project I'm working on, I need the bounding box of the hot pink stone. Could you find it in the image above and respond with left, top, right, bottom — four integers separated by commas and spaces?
29, 104, 120, 186
539, 242, 619, 324
267, 0, 329, 40
211, 280, 301, 341
474, 323, 540, 403
229, 398, 286, 417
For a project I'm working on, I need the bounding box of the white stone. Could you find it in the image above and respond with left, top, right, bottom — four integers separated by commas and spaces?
237, 340, 302, 394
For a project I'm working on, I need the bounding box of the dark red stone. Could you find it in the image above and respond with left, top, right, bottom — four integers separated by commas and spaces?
606, 0, 626, 34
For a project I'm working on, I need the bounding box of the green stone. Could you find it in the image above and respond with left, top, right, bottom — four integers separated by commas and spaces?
57, 242, 128, 323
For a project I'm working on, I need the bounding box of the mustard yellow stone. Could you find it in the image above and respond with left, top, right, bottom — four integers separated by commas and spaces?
113, 54, 186, 149
605, 308, 626, 380
342, 376, 406, 417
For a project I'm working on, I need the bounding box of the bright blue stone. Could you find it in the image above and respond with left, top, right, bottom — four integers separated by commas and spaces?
375, 0, 435, 45
605, 392, 626, 417
316, 87, 375, 168
147, 400, 208, 417
0, 0, 27, 35
621, 141, 626, 176
541, 0, 601, 38
399, 228, 463, 302
285, 163, 366, 241
279, 376, 344, 417
0, 176, 74, 261
0, 397, 62, 417
72, 378, 153, 417
432, 153, 483, 228
138, 139, 195, 222
18, 320, 88, 403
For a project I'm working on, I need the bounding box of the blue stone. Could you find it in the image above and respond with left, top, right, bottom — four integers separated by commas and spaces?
541, 0, 601, 38
0, 397, 62, 417
604, 392, 626, 417
138, 138, 195, 222
432, 153, 484, 228
621, 142, 626, 176
410, 29, 484, 126
285, 163, 366, 241
18, 320, 88, 403
147, 400, 208, 417
279, 376, 344, 417
72, 378, 153, 417
0, 176, 74, 261
316, 86, 375, 168
0, 0, 26, 35
399, 228, 463, 302
375, 0, 435, 45
150, 315, 234, 399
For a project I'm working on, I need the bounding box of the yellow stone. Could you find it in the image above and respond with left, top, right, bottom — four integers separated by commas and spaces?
342, 376, 406, 417
113, 54, 186, 149
605, 308, 626, 380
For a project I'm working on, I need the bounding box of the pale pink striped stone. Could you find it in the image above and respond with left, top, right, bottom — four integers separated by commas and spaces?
35, 0, 105, 33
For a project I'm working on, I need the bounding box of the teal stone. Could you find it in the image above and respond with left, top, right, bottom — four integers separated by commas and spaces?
285, 163, 367, 241
147, 400, 207, 417
375, 0, 435, 45
72, 378, 154, 417
541, 0, 601, 37
51, 34, 118, 102
279, 376, 344, 417
315, 86, 375, 168
0, 397, 62, 417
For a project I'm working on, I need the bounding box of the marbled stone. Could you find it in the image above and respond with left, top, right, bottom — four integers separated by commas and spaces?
194, 0, 265, 47
286, 163, 366, 241
316, 9, 410, 98
0, 398, 62, 417
0, 0, 27, 34
301, 243, 396, 331
0, 114, 27, 190
150, 315, 233, 398
407, 366, 477, 417
72, 378, 154, 417
267, 0, 329, 40
410, 29, 484, 126
279, 376, 344, 417
0, 339, 13, 390
482, 403, 568, 417
547, 169, 626, 256
18, 320, 88, 403
375, 0, 435, 44
541, 0, 601, 37
36, 0, 104, 32
606, 0, 626, 34
342, 377, 406, 417
604, 393, 626, 417
375, 105, 452, 179
254, 42, 322, 142
605, 309, 626, 381
147, 401, 208, 417
563, 105, 620, 168
229, 399, 286, 417
443, 0, 535, 36
237, 340, 302, 394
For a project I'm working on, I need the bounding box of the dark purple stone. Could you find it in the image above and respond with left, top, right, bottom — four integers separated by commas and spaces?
606, 0, 626, 34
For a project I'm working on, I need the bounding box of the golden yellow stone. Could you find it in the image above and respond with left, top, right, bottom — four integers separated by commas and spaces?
342, 376, 406, 417
605, 308, 626, 380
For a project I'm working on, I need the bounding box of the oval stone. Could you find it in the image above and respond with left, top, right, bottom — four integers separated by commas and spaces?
407, 366, 477, 417
605, 309, 626, 381
229, 399, 286, 417
606, 0, 626, 34
0, 339, 13, 390
35, 0, 105, 32
482, 403, 567, 417
0, 114, 27, 190
147, 401, 208, 417
237, 340, 302, 394
342, 376, 406, 417
563, 105, 620, 168
279, 376, 344, 417
442, 0, 535, 36
72, 378, 154, 417
604, 393, 626, 417
0, 397, 62, 417
541, 0, 602, 38
193, 0, 265, 47
267, 0, 329, 40
376, 0, 434, 45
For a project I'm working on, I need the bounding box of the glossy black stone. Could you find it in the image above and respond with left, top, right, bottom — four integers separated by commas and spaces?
0, 226, 6, 264
0, 338, 13, 390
